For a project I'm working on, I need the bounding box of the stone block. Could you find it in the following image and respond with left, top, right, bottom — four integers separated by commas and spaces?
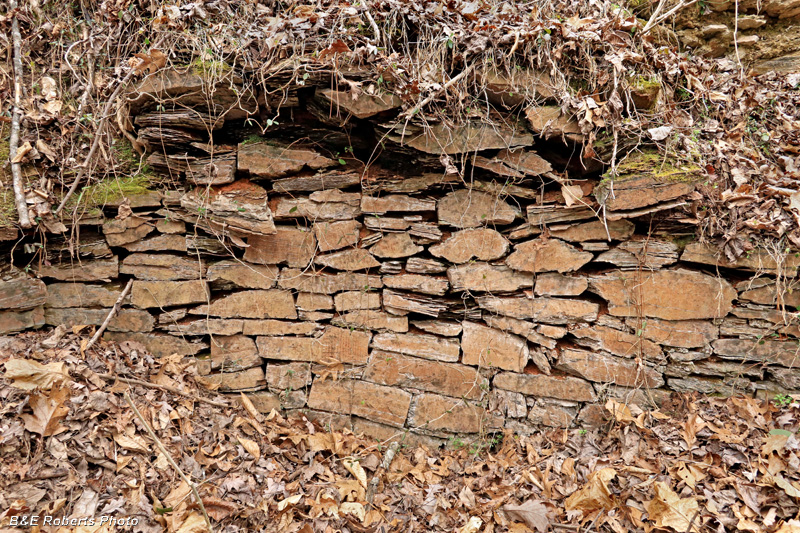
462, 321, 528, 372
307, 379, 412, 428
365, 351, 486, 399
131, 280, 210, 309
408, 393, 503, 434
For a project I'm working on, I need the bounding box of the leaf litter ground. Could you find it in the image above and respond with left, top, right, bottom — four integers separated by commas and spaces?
1, 329, 800, 532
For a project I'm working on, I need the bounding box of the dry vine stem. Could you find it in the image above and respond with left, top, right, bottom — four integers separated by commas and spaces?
9, 0, 32, 229
123, 392, 214, 532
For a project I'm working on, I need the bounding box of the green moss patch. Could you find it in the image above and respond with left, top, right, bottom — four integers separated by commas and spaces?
602, 150, 702, 183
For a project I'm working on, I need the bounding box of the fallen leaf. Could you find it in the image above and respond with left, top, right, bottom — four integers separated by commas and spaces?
458, 516, 483, 533
644, 481, 700, 532
343, 458, 368, 488
561, 185, 584, 207
340, 501, 366, 522
238, 436, 261, 461
21, 383, 70, 437
503, 499, 549, 532
3, 359, 69, 390
277, 494, 303, 511
648, 125, 673, 141
174, 511, 209, 533
201, 497, 238, 521
113, 431, 150, 454
565, 467, 616, 512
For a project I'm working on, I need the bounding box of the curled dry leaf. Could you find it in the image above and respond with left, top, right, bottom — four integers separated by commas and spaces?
21, 383, 70, 437
343, 458, 368, 488
458, 516, 483, 533
238, 436, 261, 461
277, 494, 303, 511
3, 359, 69, 390
644, 481, 700, 532
339, 502, 366, 522
503, 499, 549, 532
564, 467, 616, 513
112, 431, 150, 454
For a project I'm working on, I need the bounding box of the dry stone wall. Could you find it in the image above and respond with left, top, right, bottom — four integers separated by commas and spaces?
2, 70, 799, 446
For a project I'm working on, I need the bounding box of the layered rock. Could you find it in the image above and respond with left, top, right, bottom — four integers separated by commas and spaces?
5, 70, 799, 446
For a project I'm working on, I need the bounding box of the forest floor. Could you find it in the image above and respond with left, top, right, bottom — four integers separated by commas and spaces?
1, 329, 799, 533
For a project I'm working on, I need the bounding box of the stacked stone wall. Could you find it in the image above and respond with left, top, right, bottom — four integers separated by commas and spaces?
1, 71, 798, 446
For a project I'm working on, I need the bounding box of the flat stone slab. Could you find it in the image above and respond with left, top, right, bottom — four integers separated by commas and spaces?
590, 268, 736, 320
238, 142, 336, 179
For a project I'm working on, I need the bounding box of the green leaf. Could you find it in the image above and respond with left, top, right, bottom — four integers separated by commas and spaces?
155, 507, 173, 515
289, 206, 298, 213
338, 158, 347, 165
770, 429, 793, 436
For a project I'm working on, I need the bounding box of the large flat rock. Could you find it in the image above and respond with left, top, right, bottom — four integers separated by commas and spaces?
429, 228, 509, 263
557, 348, 664, 388
387, 121, 534, 155
462, 321, 529, 372
438, 190, 517, 228
192, 290, 296, 319
0, 267, 47, 310
238, 142, 336, 179
477, 296, 599, 324
590, 269, 736, 320
682, 242, 800, 274
244, 227, 317, 269
506, 239, 593, 273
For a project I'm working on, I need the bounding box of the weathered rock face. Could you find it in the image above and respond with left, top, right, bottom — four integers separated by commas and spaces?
11, 72, 800, 446
590, 269, 736, 320
438, 190, 517, 228
429, 228, 509, 263
238, 142, 336, 179
506, 239, 593, 273
244, 227, 317, 268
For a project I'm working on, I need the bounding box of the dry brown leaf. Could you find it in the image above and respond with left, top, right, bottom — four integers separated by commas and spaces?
3, 359, 69, 391
132, 49, 167, 75
503, 500, 549, 532
458, 516, 483, 533
561, 184, 584, 207
277, 494, 303, 511
21, 383, 70, 437
343, 458, 368, 488
173, 511, 209, 533
238, 436, 261, 461
340, 502, 366, 522
644, 481, 700, 532
113, 431, 150, 454
201, 497, 238, 521
776, 520, 800, 533
565, 467, 616, 512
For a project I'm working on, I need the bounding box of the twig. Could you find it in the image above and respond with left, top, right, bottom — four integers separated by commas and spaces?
95, 373, 230, 408
641, 0, 699, 34
366, 441, 399, 505
124, 392, 214, 533
684, 510, 700, 533
404, 68, 471, 119
84, 279, 133, 353
362, 7, 383, 48
9, 0, 32, 229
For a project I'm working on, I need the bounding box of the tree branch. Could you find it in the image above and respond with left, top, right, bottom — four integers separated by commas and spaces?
83, 279, 133, 353
9, 0, 32, 229
124, 393, 214, 533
